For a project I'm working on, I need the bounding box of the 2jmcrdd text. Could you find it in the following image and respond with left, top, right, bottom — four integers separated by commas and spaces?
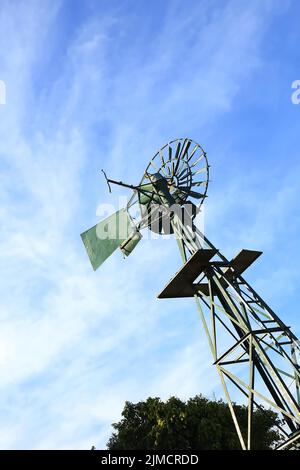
100, 454, 199, 467
145, 455, 198, 466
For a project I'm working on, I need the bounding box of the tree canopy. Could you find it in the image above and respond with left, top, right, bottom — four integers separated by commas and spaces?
107, 395, 282, 450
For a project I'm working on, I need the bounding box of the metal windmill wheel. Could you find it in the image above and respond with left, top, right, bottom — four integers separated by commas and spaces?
139, 138, 209, 234
144, 138, 209, 207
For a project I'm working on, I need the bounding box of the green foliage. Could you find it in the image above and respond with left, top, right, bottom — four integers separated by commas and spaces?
107, 395, 282, 450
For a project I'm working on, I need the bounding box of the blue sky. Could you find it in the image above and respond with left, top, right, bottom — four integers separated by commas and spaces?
0, 0, 300, 449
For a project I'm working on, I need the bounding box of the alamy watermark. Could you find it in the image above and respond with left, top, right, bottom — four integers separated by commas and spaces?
291, 80, 300, 105
95, 197, 205, 242
0, 80, 6, 105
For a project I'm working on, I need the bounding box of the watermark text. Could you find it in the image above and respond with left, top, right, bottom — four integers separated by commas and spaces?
291, 80, 300, 105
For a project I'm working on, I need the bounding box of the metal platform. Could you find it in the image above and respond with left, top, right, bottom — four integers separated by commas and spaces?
157, 249, 217, 298
223, 249, 262, 281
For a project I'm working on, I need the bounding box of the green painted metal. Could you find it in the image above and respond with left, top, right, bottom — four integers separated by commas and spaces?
81, 138, 300, 450
81, 209, 133, 270
138, 181, 173, 206
138, 183, 158, 206
120, 231, 143, 257
161, 218, 300, 449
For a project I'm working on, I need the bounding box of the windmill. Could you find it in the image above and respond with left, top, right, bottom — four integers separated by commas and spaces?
81, 138, 300, 450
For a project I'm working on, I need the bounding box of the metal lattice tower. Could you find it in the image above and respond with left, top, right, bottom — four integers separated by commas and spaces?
81, 138, 300, 450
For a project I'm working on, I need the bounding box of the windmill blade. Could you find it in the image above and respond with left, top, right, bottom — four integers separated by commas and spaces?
173, 157, 181, 177
168, 144, 172, 161
80, 209, 134, 270
193, 166, 208, 175
173, 160, 186, 177
187, 144, 200, 162
173, 139, 191, 176
189, 153, 205, 168
189, 190, 206, 199
172, 139, 184, 176
159, 149, 165, 167
151, 152, 168, 178
191, 181, 207, 187
149, 160, 160, 172
179, 139, 192, 160
174, 141, 181, 160
177, 165, 190, 179
179, 188, 206, 199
